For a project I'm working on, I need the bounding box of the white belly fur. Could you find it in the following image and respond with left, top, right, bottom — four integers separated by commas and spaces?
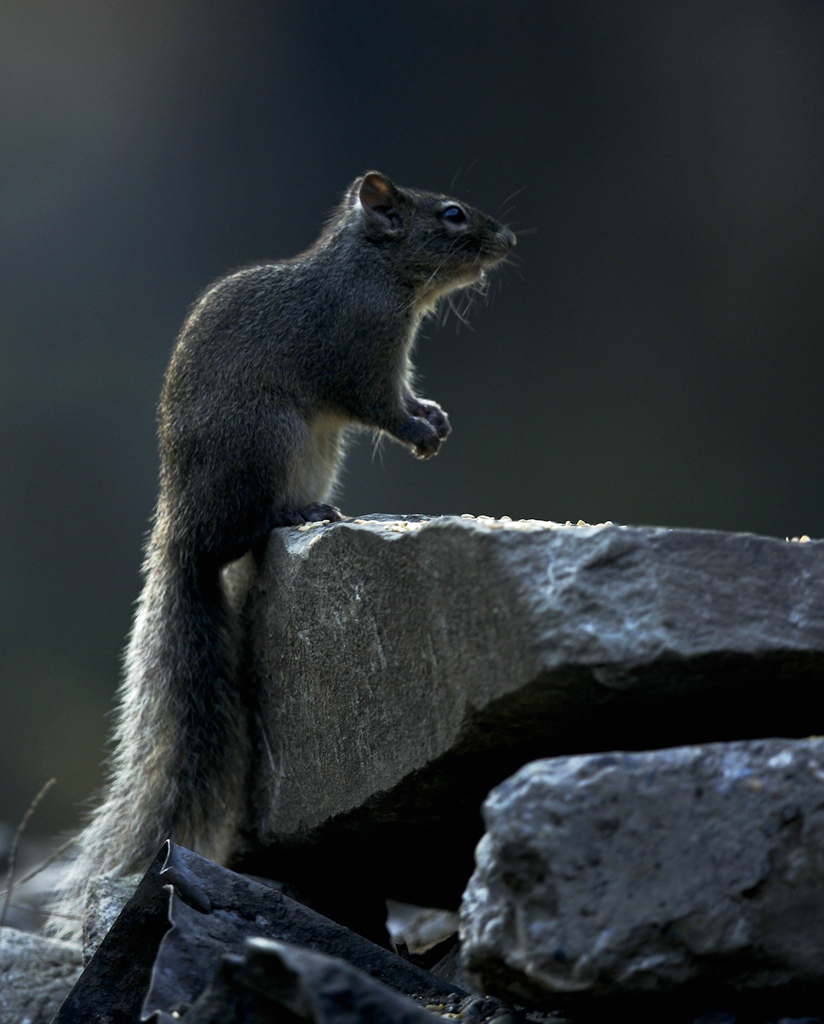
286, 411, 349, 507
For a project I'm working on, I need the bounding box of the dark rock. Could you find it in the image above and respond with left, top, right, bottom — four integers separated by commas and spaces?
55, 842, 462, 1022
179, 938, 441, 1023
460, 738, 824, 1011
54, 845, 176, 1023
773, 1018, 824, 1024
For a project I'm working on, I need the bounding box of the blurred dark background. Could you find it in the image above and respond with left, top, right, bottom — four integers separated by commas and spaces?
2, 0, 823, 840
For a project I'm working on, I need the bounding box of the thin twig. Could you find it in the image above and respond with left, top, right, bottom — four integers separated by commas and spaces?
0, 835, 76, 901
1, 778, 56, 933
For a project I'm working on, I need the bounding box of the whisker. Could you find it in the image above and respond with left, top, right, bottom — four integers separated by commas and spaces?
451, 160, 477, 192
498, 184, 527, 214
447, 293, 475, 332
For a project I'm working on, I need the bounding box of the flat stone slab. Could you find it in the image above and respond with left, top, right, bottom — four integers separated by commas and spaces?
235, 516, 824, 907
460, 737, 824, 1011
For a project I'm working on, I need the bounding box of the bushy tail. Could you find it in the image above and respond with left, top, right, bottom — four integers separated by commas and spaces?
50, 536, 248, 940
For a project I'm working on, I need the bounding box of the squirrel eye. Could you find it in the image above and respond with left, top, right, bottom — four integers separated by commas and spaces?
440, 204, 468, 225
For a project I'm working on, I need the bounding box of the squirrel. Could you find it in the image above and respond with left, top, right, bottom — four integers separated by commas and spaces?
50, 171, 515, 939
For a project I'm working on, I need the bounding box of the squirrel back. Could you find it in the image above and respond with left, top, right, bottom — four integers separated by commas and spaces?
50, 172, 515, 940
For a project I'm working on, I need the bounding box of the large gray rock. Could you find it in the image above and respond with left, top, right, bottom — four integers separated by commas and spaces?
234, 515, 824, 908
460, 737, 824, 1008
0, 928, 82, 1024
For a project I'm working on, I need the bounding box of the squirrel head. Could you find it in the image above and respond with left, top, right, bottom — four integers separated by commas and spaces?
344, 171, 516, 306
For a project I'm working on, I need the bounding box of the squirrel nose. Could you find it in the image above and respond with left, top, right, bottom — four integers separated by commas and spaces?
500, 226, 517, 250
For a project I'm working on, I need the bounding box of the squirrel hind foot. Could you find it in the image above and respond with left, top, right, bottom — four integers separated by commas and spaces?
270, 503, 343, 528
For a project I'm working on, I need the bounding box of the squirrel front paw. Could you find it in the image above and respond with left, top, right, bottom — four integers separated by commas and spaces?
386, 402, 450, 459
408, 398, 451, 440
412, 426, 443, 460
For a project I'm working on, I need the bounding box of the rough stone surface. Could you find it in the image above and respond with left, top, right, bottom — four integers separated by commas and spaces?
82, 872, 140, 960
235, 515, 824, 909
0, 927, 82, 1024
460, 737, 824, 1009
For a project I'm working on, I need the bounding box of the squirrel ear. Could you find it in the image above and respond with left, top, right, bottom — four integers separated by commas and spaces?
358, 172, 404, 232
